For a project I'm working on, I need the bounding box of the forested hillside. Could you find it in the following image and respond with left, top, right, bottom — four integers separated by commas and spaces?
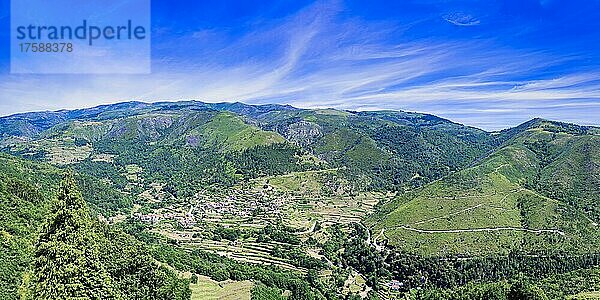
0, 155, 190, 299
364, 119, 600, 298
369, 119, 600, 256
0, 101, 598, 299
0, 101, 498, 195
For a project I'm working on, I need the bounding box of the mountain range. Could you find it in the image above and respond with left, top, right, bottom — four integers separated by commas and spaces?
0, 100, 598, 299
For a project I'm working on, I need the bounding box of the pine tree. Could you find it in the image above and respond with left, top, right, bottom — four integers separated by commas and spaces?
29, 173, 121, 300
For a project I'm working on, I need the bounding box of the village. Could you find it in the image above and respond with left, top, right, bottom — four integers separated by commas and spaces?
123, 170, 394, 298
131, 181, 288, 229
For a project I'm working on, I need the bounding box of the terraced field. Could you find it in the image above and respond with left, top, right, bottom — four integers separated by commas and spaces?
249, 169, 387, 225
190, 276, 253, 300
163, 234, 306, 272
139, 170, 390, 280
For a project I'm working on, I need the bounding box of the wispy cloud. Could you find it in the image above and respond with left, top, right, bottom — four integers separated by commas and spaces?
443, 13, 481, 26
0, 0, 599, 131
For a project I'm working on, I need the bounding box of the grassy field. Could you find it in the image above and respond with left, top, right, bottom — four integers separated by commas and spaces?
200, 112, 285, 151
568, 291, 600, 300
190, 276, 253, 300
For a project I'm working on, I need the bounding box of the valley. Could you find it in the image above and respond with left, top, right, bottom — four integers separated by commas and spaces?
1, 101, 599, 299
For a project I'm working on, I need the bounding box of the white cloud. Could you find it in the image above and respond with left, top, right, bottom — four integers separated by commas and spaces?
0, 1, 599, 131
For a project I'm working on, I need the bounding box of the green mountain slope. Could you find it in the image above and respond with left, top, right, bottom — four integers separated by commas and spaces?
0, 107, 307, 203
0, 101, 499, 193
369, 120, 600, 256
241, 106, 499, 190
194, 112, 285, 151
534, 135, 600, 221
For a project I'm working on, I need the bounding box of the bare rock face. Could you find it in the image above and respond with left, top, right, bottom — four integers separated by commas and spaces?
279, 120, 323, 147
138, 116, 174, 139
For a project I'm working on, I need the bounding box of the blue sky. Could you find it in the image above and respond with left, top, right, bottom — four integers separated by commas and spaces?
0, 0, 599, 130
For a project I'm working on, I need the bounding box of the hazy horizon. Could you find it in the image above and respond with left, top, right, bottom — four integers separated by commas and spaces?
1, 0, 599, 130
1, 98, 598, 132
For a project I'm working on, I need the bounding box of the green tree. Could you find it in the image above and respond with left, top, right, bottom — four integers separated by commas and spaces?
508, 281, 549, 300
29, 173, 121, 300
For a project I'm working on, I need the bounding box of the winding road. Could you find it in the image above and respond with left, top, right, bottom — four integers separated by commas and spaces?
396, 226, 565, 236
